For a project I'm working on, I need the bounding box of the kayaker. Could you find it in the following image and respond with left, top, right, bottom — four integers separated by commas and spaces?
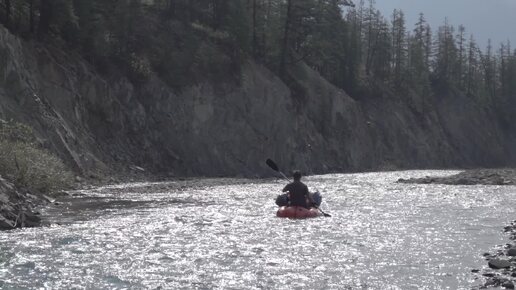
282, 171, 313, 208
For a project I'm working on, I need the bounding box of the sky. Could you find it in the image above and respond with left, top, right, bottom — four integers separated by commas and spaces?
373, 0, 516, 49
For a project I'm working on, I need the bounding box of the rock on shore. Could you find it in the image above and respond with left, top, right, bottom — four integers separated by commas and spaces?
398, 169, 516, 185
474, 220, 516, 289
0, 176, 42, 230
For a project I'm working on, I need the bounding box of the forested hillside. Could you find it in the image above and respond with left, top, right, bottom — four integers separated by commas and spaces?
3, 0, 516, 104
0, 0, 515, 177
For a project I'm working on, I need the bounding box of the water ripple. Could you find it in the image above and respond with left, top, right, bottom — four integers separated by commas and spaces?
1, 171, 515, 289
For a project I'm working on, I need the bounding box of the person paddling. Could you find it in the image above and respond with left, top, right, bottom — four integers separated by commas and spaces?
282, 171, 313, 208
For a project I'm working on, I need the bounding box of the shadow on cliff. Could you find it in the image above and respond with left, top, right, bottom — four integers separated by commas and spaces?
1, 24, 515, 180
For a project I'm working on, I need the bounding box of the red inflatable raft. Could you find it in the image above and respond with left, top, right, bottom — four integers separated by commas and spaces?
276, 206, 321, 219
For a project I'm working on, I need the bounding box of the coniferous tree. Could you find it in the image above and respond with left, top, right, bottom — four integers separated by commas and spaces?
391, 9, 407, 88
505, 47, 516, 95
373, 17, 392, 81
251, 0, 259, 57
363, 0, 376, 75
343, 4, 362, 92
456, 25, 466, 89
279, 0, 294, 77
424, 23, 432, 72
38, 0, 78, 38
481, 39, 497, 98
306, 0, 348, 81
408, 13, 431, 95
498, 41, 516, 97
28, 0, 35, 33
3, 0, 516, 109
466, 35, 479, 96
433, 19, 458, 86
279, 0, 351, 78
4, 0, 11, 28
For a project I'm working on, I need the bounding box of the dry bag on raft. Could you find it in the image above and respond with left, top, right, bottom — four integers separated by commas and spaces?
275, 191, 322, 207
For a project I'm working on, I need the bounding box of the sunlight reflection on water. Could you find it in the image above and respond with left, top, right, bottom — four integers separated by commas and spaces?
1, 170, 515, 289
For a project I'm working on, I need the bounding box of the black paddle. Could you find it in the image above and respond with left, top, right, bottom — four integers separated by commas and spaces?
265, 158, 331, 217
266, 159, 291, 181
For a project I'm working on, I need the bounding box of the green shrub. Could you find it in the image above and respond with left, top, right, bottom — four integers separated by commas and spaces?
0, 120, 74, 194
0, 120, 35, 144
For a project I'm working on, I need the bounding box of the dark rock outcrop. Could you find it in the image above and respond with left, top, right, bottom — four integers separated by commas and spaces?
398, 169, 516, 185
0, 176, 41, 230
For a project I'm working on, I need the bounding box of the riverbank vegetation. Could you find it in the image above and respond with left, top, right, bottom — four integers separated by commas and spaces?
0, 120, 73, 195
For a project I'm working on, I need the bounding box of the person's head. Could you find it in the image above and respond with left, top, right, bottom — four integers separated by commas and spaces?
293, 170, 302, 181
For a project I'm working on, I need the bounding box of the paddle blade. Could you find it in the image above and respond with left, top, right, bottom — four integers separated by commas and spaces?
317, 208, 331, 217
266, 159, 279, 171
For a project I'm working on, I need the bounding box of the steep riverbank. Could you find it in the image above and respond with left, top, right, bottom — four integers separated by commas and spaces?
1, 23, 516, 180
2, 17, 516, 235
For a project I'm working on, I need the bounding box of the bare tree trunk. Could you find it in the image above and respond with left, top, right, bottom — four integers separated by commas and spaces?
187, 0, 194, 23
212, 0, 226, 30
252, 0, 257, 57
279, 0, 292, 78
38, 0, 52, 36
5, 0, 11, 28
29, 0, 35, 33
168, 0, 176, 18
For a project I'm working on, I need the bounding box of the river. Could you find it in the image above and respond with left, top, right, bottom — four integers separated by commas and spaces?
1, 170, 515, 289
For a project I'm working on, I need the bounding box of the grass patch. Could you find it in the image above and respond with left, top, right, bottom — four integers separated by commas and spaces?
0, 120, 73, 194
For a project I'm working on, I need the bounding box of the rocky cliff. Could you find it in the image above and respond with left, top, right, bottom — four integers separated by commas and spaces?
1, 24, 515, 179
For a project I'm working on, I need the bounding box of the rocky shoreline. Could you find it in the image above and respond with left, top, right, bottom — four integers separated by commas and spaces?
0, 167, 138, 231
0, 169, 258, 231
397, 168, 516, 185
473, 220, 516, 289
0, 176, 44, 230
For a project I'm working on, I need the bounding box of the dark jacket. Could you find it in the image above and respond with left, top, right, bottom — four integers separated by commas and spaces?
282, 180, 309, 208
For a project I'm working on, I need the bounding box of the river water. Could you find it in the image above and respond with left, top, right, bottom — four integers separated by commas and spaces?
1, 170, 515, 289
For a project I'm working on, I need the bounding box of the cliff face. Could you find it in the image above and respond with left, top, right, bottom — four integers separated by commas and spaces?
1, 25, 515, 178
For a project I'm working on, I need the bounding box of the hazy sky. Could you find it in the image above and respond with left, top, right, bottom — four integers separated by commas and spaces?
374, 0, 516, 49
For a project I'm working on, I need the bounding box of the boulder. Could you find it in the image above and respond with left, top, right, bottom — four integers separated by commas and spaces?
489, 259, 513, 269
508, 248, 516, 257
0, 176, 42, 230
